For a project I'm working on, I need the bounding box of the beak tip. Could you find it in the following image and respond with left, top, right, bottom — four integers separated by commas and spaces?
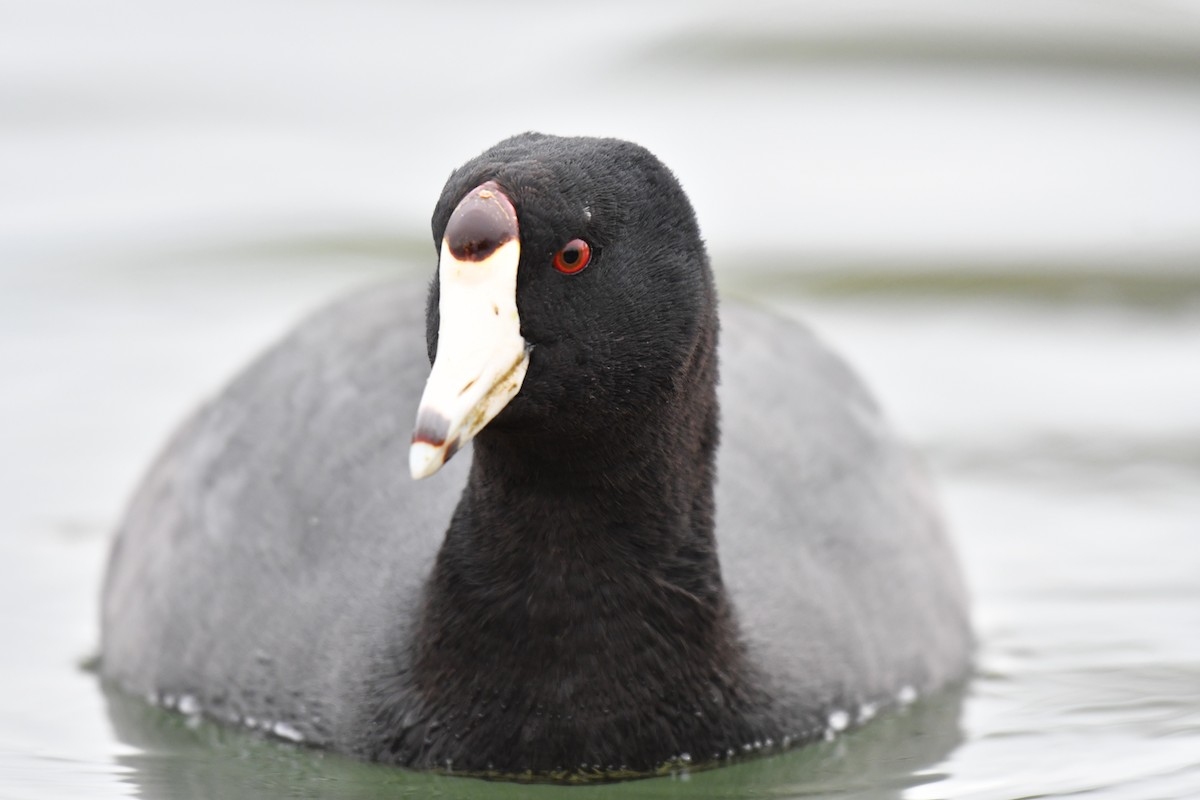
409, 441, 443, 480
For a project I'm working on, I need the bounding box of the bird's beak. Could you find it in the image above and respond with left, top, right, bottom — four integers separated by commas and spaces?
410, 181, 528, 480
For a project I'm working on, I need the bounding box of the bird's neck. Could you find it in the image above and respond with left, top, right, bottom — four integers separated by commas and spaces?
397, 327, 773, 772
418, 367, 729, 670
435, 384, 725, 614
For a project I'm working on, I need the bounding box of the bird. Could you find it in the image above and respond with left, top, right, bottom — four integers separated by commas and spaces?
99, 132, 972, 782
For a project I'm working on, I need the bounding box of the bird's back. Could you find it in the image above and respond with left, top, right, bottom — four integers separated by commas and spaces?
716, 304, 970, 728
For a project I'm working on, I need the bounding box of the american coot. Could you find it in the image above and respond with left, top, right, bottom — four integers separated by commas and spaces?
100, 133, 972, 781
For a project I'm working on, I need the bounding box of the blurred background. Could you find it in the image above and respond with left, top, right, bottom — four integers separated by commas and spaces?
1, 1, 1198, 798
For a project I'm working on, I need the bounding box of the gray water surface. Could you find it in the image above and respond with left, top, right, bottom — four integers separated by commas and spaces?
2, 1, 1199, 798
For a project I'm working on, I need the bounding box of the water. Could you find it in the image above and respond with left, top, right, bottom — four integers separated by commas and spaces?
2, 1, 1199, 798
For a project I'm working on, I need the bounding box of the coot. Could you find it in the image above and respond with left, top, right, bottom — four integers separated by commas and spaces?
100, 133, 972, 781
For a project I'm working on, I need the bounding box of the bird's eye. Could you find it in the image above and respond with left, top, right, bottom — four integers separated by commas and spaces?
552, 239, 592, 274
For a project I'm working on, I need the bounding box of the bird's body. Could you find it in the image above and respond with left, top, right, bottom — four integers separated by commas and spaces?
100, 134, 971, 780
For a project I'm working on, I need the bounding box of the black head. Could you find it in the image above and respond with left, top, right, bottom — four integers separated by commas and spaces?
425, 133, 717, 443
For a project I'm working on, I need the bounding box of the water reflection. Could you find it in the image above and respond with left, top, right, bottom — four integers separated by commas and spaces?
102, 683, 965, 800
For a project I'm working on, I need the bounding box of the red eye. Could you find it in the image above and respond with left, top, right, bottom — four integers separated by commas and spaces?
552, 239, 591, 274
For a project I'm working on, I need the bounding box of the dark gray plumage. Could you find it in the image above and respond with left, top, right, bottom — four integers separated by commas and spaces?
100, 134, 971, 780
